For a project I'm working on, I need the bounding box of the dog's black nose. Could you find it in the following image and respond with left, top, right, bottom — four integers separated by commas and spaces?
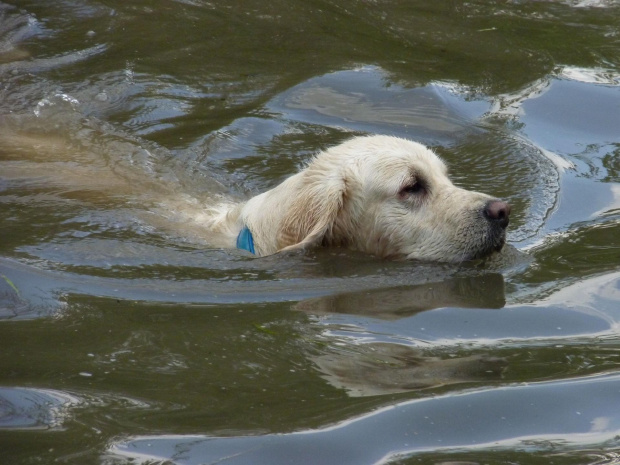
484, 200, 511, 229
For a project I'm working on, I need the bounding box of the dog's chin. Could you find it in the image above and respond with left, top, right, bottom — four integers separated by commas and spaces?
403, 243, 505, 264
466, 233, 507, 262
401, 234, 507, 263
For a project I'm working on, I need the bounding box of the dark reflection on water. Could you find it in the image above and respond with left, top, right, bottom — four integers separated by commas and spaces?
295, 274, 506, 319
0, 0, 619, 464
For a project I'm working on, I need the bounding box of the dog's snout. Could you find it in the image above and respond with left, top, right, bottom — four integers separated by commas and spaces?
484, 200, 511, 229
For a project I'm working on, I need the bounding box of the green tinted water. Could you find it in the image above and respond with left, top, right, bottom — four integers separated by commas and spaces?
0, 1, 619, 464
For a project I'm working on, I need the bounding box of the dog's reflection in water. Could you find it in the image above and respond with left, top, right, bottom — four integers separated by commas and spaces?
298, 274, 507, 396
313, 344, 505, 397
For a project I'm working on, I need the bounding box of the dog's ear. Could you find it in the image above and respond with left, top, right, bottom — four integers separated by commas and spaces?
276, 169, 347, 253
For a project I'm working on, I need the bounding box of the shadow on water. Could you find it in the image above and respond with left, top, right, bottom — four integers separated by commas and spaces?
295, 273, 507, 319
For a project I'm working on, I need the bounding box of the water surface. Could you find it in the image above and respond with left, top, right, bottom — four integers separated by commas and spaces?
0, 1, 619, 464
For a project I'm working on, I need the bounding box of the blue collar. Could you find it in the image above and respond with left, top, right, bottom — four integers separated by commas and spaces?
236, 225, 255, 254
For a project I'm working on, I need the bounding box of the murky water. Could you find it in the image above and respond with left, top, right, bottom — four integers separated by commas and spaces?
0, 1, 619, 464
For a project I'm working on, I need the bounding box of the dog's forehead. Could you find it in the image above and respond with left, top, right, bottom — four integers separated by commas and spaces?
347, 136, 446, 169
362, 140, 448, 182
383, 145, 445, 171
322, 136, 450, 192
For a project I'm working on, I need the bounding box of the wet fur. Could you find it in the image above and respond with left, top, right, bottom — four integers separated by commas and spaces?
208, 135, 507, 262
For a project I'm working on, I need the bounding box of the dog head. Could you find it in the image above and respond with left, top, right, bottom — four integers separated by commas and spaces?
242, 135, 510, 262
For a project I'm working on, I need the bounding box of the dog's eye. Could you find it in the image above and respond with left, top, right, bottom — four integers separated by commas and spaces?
400, 182, 425, 197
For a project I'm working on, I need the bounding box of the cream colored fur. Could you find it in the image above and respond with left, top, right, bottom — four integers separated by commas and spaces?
210, 135, 508, 262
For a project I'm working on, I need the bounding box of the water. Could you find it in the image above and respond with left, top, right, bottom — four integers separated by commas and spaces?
0, 1, 619, 464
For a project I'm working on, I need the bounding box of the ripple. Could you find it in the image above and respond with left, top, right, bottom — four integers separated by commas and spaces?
105, 374, 620, 465
0, 387, 79, 430
266, 66, 490, 145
